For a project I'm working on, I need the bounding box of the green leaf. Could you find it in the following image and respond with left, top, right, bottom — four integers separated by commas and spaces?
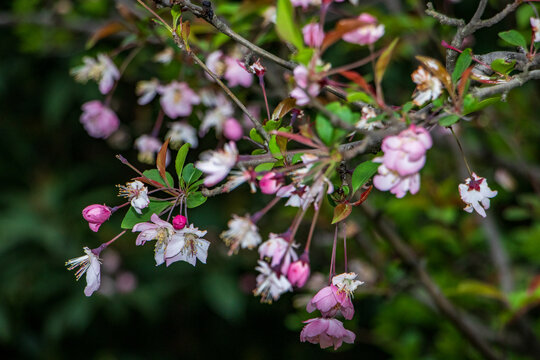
264, 119, 282, 132
347, 91, 374, 104
452, 48, 472, 84
175, 143, 190, 185
331, 203, 353, 224
291, 153, 304, 164
171, 4, 182, 29
326, 102, 359, 125
315, 114, 333, 145
182, 163, 203, 186
453, 280, 505, 302
275, 0, 304, 50
249, 128, 263, 144
143, 169, 174, 188
462, 95, 500, 115
188, 179, 205, 192
121, 201, 171, 229
186, 191, 207, 208
254, 163, 275, 173
498, 30, 527, 48
491, 58, 516, 75
291, 48, 315, 65
375, 38, 399, 87
351, 161, 380, 194
438, 114, 460, 127
401, 101, 414, 113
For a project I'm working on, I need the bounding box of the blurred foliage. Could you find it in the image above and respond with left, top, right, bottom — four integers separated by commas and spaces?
1, 0, 540, 359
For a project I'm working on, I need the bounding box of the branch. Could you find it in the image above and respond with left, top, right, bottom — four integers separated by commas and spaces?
473, 70, 540, 98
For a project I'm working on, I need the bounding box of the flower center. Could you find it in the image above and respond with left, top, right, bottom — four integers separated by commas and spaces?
468, 177, 483, 191
183, 233, 199, 256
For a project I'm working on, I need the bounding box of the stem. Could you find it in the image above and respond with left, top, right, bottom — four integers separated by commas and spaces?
93, 230, 127, 255
251, 196, 281, 223
343, 222, 348, 273
449, 126, 473, 177
105, 46, 142, 106
329, 225, 338, 283
259, 75, 271, 122
305, 196, 323, 253
151, 109, 164, 138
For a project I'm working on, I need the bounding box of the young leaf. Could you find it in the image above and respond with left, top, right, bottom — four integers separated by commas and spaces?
186, 191, 207, 208
331, 203, 353, 224
175, 143, 190, 185
157, 138, 170, 187
86, 22, 125, 49
351, 161, 380, 194
271, 98, 297, 121
491, 59, 516, 75
120, 200, 171, 229
182, 163, 203, 186
143, 169, 174, 188
249, 128, 264, 144
347, 91, 374, 104
375, 38, 399, 88
498, 30, 527, 48
315, 114, 333, 145
275, 0, 304, 50
451, 48, 472, 84
438, 114, 460, 127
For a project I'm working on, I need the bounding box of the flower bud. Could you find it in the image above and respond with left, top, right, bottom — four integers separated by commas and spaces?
302, 23, 325, 48
82, 204, 112, 232
172, 215, 187, 230
259, 172, 282, 194
223, 118, 243, 141
287, 254, 310, 288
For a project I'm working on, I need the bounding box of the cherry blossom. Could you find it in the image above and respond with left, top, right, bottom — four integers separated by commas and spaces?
71, 53, 120, 94
65, 247, 101, 297
332, 272, 364, 294
195, 141, 238, 187
82, 204, 112, 232
158, 81, 200, 118
223, 118, 243, 141
200, 93, 234, 137
259, 172, 283, 194
302, 23, 325, 48
166, 122, 198, 149
411, 66, 442, 106
290, 65, 321, 106
342, 13, 385, 46
134, 135, 163, 164
224, 57, 254, 88
118, 180, 150, 214
355, 106, 383, 131
300, 318, 355, 350
531, 18, 540, 43
258, 233, 298, 274
458, 173, 498, 218
206, 50, 227, 79
80, 101, 119, 139
253, 260, 292, 303
136, 79, 160, 105
306, 284, 354, 320
165, 224, 210, 267
220, 215, 262, 255
287, 254, 310, 288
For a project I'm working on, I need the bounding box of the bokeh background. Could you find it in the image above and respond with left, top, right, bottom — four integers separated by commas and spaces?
1, 0, 540, 359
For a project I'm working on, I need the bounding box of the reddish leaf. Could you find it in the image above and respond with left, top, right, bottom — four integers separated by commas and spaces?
270, 130, 321, 148
322, 18, 372, 51
416, 55, 453, 95
86, 22, 125, 49
331, 203, 353, 224
271, 98, 297, 121
339, 71, 375, 95
352, 185, 373, 206
157, 138, 170, 187
133, 176, 165, 189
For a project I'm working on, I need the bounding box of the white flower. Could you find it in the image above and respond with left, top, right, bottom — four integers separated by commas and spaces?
276, 184, 308, 208
71, 54, 120, 95
136, 79, 160, 105
253, 260, 292, 303
195, 141, 238, 187
356, 106, 383, 131
531, 18, 540, 43
411, 66, 442, 106
153, 47, 174, 64
200, 94, 234, 137
258, 233, 298, 274
158, 81, 200, 119
65, 247, 101, 296
458, 173, 498, 218
220, 215, 262, 255
166, 122, 198, 149
332, 272, 364, 295
119, 180, 150, 214
166, 224, 210, 266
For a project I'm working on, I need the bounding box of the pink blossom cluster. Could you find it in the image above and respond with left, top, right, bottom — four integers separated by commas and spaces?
206, 50, 253, 88
342, 13, 385, 46
373, 125, 432, 198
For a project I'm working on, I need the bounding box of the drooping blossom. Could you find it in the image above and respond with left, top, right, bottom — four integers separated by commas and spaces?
287, 253, 310, 288
224, 57, 254, 88
164, 224, 210, 267
411, 66, 442, 106
258, 233, 298, 274
134, 135, 163, 164
226, 167, 258, 193
118, 180, 150, 215
342, 13, 385, 46
82, 204, 112, 232
153, 47, 174, 64
136, 79, 160, 105
531, 18, 540, 43
355, 106, 383, 131
332, 272, 364, 294
277, 184, 309, 208
166, 122, 198, 149
220, 214, 262, 255
300, 317, 355, 350
373, 125, 432, 198
290, 65, 321, 106
200, 93, 234, 137
302, 23, 325, 48
132, 214, 180, 266
223, 118, 243, 141
259, 172, 283, 194
66, 247, 101, 296
301, 175, 334, 210
80, 101, 120, 139
253, 260, 292, 303
247, 59, 266, 77
158, 81, 200, 118
458, 173, 498, 218
172, 215, 187, 230
195, 141, 238, 187
71, 54, 120, 94
306, 284, 354, 320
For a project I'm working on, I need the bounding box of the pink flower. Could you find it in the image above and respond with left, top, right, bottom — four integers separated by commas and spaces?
300, 318, 355, 350
172, 215, 187, 230
258, 233, 298, 274
458, 173, 498, 218
223, 118, 243, 141
224, 57, 253, 88
342, 13, 385, 45
82, 204, 112, 232
259, 172, 283, 194
71, 54, 120, 95
195, 142, 238, 187
206, 50, 227, 79
373, 160, 420, 198
302, 23, 325, 48
306, 285, 354, 320
80, 101, 119, 139
158, 81, 200, 118
290, 65, 321, 106
287, 254, 310, 288
291, 0, 316, 10
65, 247, 101, 297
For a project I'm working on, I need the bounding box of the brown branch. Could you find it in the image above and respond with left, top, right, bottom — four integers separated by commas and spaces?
473, 70, 540, 98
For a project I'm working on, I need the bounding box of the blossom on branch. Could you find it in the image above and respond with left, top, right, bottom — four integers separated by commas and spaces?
259, 233, 298, 274
290, 65, 321, 106
411, 66, 442, 106
66, 247, 101, 297
80, 101, 119, 139
300, 318, 355, 350
253, 260, 292, 303
302, 23, 325, 48
136, 79, 160, 105
158, 81, 200, 119
166, 122, 198, 149
82, 204, 112, 232
71, 54, 120, 94
531, 18, 540, 43
134, 135, 163, 165
458, 173, 498, 218
118, 180, 150, 215
342, 13, 385, 46
220, 215, 262, 255
195, 141, 238, 187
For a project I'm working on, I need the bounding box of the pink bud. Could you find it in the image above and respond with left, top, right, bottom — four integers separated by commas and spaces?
302, 23, 325, 48
172, 215, 187, 230
287, 255, 310, 288
82, 204, 112, 232
259, 172, 282, 194
223, 118, 243, 141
